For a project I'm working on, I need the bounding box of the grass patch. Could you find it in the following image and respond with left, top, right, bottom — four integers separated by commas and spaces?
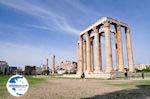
0, 75, 46, 97
0, 76, 11, 97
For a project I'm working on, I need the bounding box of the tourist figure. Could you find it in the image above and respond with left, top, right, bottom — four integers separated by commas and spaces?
81, 72, 85, 79
141, 71, 144, 79
124, 69, 128, 80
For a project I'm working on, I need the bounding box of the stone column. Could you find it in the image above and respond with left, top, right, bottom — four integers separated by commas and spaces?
52, 55, 55, 74
90, 38, 94, 72
86, 32, 91, 73
83, 40, 87, 72
93, 27, 102, 73
126, 27, 134, 72
104, 21, 113, 73
115, 32, 119, 70
77, 41, 80, 70
77, 36, 83, 75
116, 25, 124, 72
46, 58, 48, 70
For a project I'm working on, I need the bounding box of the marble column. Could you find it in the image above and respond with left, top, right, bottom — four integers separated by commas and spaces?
126, 27, 134, 72
86, 32, 91, 73
116, 25, 124, 72
104, 21, 113, 73
115, 31, 119, 70
77, 41, 80, 71
52, 55, 55, 74
90, 38, 94, 72
77, 36, 83, 74
93, 27, 102, 73
83, 40, 87, 72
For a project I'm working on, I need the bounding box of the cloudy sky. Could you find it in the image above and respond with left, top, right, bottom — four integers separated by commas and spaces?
0, 0, 150, 68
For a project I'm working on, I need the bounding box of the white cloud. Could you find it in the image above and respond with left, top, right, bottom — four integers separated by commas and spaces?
64, 0, 101, 17
0, 0, 80, 35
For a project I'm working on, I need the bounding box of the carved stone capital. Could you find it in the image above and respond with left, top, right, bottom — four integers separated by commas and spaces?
117, 24, 121, 30
125, 27, 130, 33
104, 21, 110, 27
93, 26, 99, 33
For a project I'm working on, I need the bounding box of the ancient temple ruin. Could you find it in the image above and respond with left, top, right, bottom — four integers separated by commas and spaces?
77, 17, 134, 76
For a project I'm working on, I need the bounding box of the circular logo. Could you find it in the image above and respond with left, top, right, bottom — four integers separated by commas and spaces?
6, 75, 29, 97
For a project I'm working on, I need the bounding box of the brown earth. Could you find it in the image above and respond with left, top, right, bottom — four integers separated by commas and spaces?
3, 78, 150, 99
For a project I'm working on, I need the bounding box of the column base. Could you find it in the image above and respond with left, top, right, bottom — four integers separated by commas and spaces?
129, 69, 135, 72
118, 69, 124, 72
105, 68, 113, 73
76, 71, 82, 77
94, 70, 103, 74
129, 65, 135, 72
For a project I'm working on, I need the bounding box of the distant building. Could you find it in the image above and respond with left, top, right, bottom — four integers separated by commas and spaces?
36, 67, 42, 75
24, 65, 36, 75
8, 66, 17, 75
135, 64, 150, 70
56, 60, 77, 74
0, 61, 9, 74
42, 58, 49, 71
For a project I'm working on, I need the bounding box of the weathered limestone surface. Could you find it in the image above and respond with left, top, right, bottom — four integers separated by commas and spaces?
86, 32, 91, 73
104, 21, 113, 73
126, 28, 134, 72
90, 38, 94, 72
83, 40, 86, 72
116, 25, 124, 72
77, 36, 83, 75
94, 27, 101, 73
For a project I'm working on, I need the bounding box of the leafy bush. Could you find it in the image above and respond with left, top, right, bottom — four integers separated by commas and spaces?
42, 70, 49, 75
135, 65, 150, 72
0, 70, 3, 75
142, 65, 150, 72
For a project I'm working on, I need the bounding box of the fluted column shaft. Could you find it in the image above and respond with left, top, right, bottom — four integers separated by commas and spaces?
104, 21, 113, 73
93, 27, 102, 73
116, 25, 124, 72
86, 32, 91, 73
115, 33, 119, 70
83, 40, 87, 72
77, 36, 83, 74
90, 38, 94, 72
126, 27, 134, 72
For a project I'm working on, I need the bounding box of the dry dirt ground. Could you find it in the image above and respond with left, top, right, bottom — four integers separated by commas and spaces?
3, 78, 150, 99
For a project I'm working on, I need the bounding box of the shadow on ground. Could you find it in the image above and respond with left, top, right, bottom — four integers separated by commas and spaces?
82, 85, 150, 99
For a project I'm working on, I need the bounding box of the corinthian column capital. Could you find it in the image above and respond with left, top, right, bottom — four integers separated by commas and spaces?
117, 24, 121, 30
104, 21, 110, 27
93, 26, 99, 33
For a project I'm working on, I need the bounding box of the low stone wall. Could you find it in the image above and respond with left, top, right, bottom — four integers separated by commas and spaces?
55, 72, 149, 79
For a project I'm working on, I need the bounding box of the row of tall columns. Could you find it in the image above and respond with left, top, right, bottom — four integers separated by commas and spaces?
77, 21, 134, 75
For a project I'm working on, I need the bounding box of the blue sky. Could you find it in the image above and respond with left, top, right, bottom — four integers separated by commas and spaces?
0, 0, 150, 68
